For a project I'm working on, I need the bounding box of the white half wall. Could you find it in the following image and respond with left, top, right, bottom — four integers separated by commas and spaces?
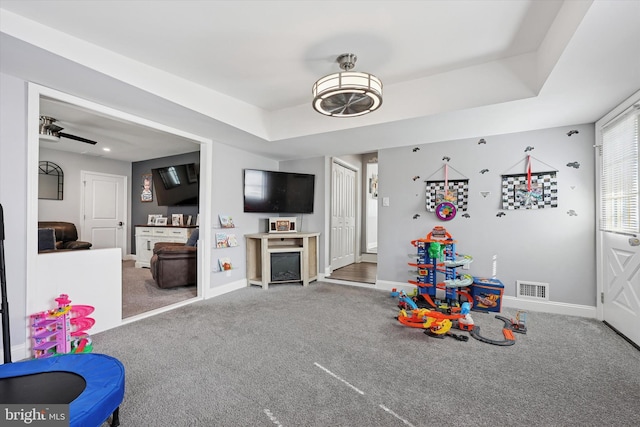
27, 248, 122, 358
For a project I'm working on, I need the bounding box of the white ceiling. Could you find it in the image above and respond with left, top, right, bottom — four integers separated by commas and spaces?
1, 0, 639, 162
37, 97, 201, 162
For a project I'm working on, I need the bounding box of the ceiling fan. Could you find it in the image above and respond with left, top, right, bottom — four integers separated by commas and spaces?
39, 116, 98, 145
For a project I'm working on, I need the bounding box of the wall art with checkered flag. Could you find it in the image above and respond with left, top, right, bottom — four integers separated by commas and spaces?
501, 171, 557, 210
425, 179, 469, 212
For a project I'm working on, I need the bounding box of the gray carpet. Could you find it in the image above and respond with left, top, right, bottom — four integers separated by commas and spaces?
95, 282, 640, 426
121, 260, 197, 318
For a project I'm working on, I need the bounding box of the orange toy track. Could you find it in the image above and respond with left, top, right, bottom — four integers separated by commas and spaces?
397, 307, 464, 326
397, 310, 435, 329
405, 282, 473, 310
407, 280, 433, 287
407, 263, 435, 269
397, 310, 454, 335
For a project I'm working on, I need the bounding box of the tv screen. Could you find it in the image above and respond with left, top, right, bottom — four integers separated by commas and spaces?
151, 163, 199, 206
243, 169, 315, 213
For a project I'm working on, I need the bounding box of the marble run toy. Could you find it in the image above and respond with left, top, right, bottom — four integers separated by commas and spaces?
31, 294, 95, 358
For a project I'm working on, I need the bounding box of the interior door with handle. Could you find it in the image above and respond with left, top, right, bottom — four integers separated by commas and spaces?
81, 171, 127, 257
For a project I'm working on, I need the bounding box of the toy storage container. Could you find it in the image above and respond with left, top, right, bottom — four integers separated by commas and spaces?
470, 277, 504, 312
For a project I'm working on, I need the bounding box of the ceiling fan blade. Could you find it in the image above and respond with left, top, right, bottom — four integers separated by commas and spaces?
58, 132, 98, 145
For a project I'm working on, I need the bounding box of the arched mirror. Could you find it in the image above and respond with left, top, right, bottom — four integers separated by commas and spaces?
38, 160, 64, 200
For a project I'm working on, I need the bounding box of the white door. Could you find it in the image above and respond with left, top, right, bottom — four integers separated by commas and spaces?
596, 94, 640, 346
331, 161, 356, 270
602, 233, 640, 345
81, 171, 127, 256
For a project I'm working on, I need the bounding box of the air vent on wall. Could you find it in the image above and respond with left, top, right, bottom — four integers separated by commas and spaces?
516, 280, 549, 301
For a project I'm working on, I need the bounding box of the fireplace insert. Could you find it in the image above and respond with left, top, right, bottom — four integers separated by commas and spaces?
271, 252, 301, 282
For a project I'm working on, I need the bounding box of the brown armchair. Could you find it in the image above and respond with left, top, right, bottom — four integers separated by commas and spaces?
38, 221, 92, 253
150, 242, 197, 289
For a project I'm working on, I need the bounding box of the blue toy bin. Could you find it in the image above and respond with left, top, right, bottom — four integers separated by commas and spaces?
470, 277, 504, 313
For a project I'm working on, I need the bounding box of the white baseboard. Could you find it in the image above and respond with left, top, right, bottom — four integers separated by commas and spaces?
322, 278, 381, 290
360, 253, 377, 263
0, 342, 29, 363
121, 296, 200, 325
206, 279, 246, 299
502, 296, 596, 318
335, 279, 597, 319
375, 280, 414, 293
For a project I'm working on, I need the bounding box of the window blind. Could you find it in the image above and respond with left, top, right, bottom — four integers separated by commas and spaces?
600, 106, 639, 234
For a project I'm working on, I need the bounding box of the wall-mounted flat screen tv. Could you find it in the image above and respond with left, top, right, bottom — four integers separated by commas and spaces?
243, 169, 315, 214
151, 163, 199, 206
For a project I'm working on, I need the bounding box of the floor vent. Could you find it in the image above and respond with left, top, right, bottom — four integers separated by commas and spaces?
516, 280, 549, 300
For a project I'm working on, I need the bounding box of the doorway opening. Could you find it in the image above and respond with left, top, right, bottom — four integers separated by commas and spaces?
30, 84, 212, 330
327, 153, 378, 284
365, 159, 378, 255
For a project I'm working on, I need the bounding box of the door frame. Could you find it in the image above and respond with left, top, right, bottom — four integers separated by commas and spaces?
330, 157, 359, 272
595, 90, 640, 324
26, 83, 214, 340
80, 170, 128, 257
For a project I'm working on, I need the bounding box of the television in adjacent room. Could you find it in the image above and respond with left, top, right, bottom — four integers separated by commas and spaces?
243, 169, 315, 213
151, 163, 199, 206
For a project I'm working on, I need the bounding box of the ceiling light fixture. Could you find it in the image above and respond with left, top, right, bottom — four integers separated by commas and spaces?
312, 53, 382, 117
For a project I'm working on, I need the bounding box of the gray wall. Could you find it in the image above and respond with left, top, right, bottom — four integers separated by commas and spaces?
377, 124, 596, 306
131, 151, 200, 253
209, 142, 278, 288
279, 157, 326, 271
39, 147, 132, 244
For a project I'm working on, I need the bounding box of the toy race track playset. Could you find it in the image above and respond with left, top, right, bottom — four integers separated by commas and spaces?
393, 226, 528, 345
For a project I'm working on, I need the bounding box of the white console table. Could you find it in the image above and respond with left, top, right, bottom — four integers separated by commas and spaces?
135, 225, 196, 268
245, 232, 320, 289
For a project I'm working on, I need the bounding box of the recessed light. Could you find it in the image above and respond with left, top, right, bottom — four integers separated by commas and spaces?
102, 147, 111, 152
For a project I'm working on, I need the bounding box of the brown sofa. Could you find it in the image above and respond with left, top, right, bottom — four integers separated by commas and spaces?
150, 242, 197, 289
38, 221, 92, 252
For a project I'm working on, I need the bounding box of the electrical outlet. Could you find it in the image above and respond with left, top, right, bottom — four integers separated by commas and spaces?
383, 197, 390, 207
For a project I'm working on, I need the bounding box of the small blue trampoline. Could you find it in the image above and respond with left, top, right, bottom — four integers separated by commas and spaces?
0, 353, 124, 427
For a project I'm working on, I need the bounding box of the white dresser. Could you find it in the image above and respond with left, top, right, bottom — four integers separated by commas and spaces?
135, 226, 195, 268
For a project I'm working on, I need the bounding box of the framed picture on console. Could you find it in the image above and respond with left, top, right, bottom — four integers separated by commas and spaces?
147, 214, 162, 225
269, 217, 297, 233
154, 217, 168, 226
171, 214, 183, 226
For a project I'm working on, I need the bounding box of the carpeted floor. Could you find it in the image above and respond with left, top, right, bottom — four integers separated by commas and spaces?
121, 260, 197, 318
95, 281, 640, 427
